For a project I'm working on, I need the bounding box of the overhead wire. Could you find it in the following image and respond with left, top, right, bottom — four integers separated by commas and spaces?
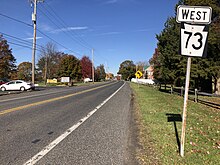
39, 2, 111, 71
0, 32, 44, 53
0, 7, 110, 73
36, 29, 81, 56
42, 1, 93, 50
0, 32, 44, 50
0, 13, 32, 27
7, 41, 43, 53
0, 12, 81, 57
38, 4, 91, 51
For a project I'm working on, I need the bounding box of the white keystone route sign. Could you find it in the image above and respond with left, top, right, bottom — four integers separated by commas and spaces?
177, 5, 212, 57
180, 23, 209, 57
177, 5, 212, 24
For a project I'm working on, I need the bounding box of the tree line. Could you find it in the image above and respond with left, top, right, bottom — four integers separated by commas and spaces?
0, 36, 106, 83
150, 0, 220, 93
118, 0, 220, 93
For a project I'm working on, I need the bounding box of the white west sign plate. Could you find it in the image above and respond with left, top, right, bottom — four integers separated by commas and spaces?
180, 23, 209, 57
177, 5, 212, 24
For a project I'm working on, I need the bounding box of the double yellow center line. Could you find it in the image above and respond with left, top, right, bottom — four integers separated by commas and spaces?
0, 82, 117, 116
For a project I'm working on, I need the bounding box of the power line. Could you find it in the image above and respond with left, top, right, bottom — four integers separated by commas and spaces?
0, 32, 44, 50
7, 41, 43, 53
36, 29, 82, 56
0, 13, 33, 27
0, 12, 82, 57
39, 3, 110, 71
38, 3, 92, 50
43, 1, 93, 49
0, 9, 109, 71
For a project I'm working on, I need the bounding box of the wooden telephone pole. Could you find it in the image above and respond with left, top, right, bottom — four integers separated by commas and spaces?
31, 0, 44, 84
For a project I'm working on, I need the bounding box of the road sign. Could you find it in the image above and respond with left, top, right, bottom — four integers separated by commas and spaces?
135, 71, 142, 79
176, 5, 212, 24
176, 5, 212, 157
180, 23, 209, 57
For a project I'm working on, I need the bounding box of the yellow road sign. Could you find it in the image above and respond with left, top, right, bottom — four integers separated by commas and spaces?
135, 70, 143, 79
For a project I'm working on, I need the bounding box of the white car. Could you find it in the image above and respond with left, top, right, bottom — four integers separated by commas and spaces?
84, 78, 92, 83
0, 80, 35, 91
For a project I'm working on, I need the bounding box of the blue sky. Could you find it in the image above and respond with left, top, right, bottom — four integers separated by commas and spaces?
0, 0, 178, 75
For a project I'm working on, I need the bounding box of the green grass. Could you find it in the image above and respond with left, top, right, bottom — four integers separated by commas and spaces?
130, 83, 220, 165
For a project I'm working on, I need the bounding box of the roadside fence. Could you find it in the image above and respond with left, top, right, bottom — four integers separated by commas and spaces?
160, 84, 220, 109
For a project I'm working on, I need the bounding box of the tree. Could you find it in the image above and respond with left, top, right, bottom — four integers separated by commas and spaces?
153, 0, 220, 92
37, 42, 62, 81
95, 64, 106, 81
149, 48, 161, 81
156, 16, 181, 85
209, 18, 220, 92
184, 0, 220, 92
118, 60, 136, 80
80, 56, 92, 79
136, 61, 148, 72
58, 54, 82, 81
0, 34, 16, 79
136, 61, 148, 78
17, 62, 32, 81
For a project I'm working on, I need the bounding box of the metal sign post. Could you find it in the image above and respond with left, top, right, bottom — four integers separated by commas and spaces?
180, 57, 191, 157
176, 5, 212, 157
135, 71, 143, 88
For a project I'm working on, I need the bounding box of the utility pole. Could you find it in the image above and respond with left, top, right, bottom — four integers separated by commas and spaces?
105, 62, 107, 80
92, 49, 94, 84
44, 55, 48, 85
31, 0, 44, 84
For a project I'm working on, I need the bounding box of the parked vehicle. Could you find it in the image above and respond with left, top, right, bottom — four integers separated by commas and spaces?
0, 78, 9, 85
84, 78, 92, 83
0, 80, 35, 91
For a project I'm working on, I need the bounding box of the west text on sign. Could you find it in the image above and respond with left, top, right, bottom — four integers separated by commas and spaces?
177, 5, 212, 24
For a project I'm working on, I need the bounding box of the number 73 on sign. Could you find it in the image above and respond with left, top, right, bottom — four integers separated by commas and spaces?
180, 23, 209, 57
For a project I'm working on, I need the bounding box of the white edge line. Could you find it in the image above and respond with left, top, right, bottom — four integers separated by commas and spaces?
23, 82, 125, 165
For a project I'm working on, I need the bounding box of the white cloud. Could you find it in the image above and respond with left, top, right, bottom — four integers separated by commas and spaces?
51, 26, 88, 34
24, 37, 43, 40
133, 28, 154, 32
39, 23, 54, 32
101, 0, 139, 5
105, 0, 118, 4
95, 31, 122, 36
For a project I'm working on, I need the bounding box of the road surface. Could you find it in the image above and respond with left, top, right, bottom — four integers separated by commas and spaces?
0, 81, 137, 165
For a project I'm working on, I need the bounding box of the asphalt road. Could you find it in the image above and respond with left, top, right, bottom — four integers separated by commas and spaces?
0, 81, 136, 165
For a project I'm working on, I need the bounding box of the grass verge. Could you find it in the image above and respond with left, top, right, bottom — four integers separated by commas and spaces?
130, 83, 219, 165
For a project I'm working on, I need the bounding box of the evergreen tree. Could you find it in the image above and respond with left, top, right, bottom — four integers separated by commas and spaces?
0, 34, 16, 79
153, 0, 220, 92
58, 54, 82, 81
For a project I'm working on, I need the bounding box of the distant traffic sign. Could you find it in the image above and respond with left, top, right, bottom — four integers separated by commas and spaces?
176, 5, 212, 24
135, 71, 143, 79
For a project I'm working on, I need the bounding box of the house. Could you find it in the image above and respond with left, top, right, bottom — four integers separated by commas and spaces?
145, 65, 154, 80
115, 74, 122, 81
105, 73, 114, 80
